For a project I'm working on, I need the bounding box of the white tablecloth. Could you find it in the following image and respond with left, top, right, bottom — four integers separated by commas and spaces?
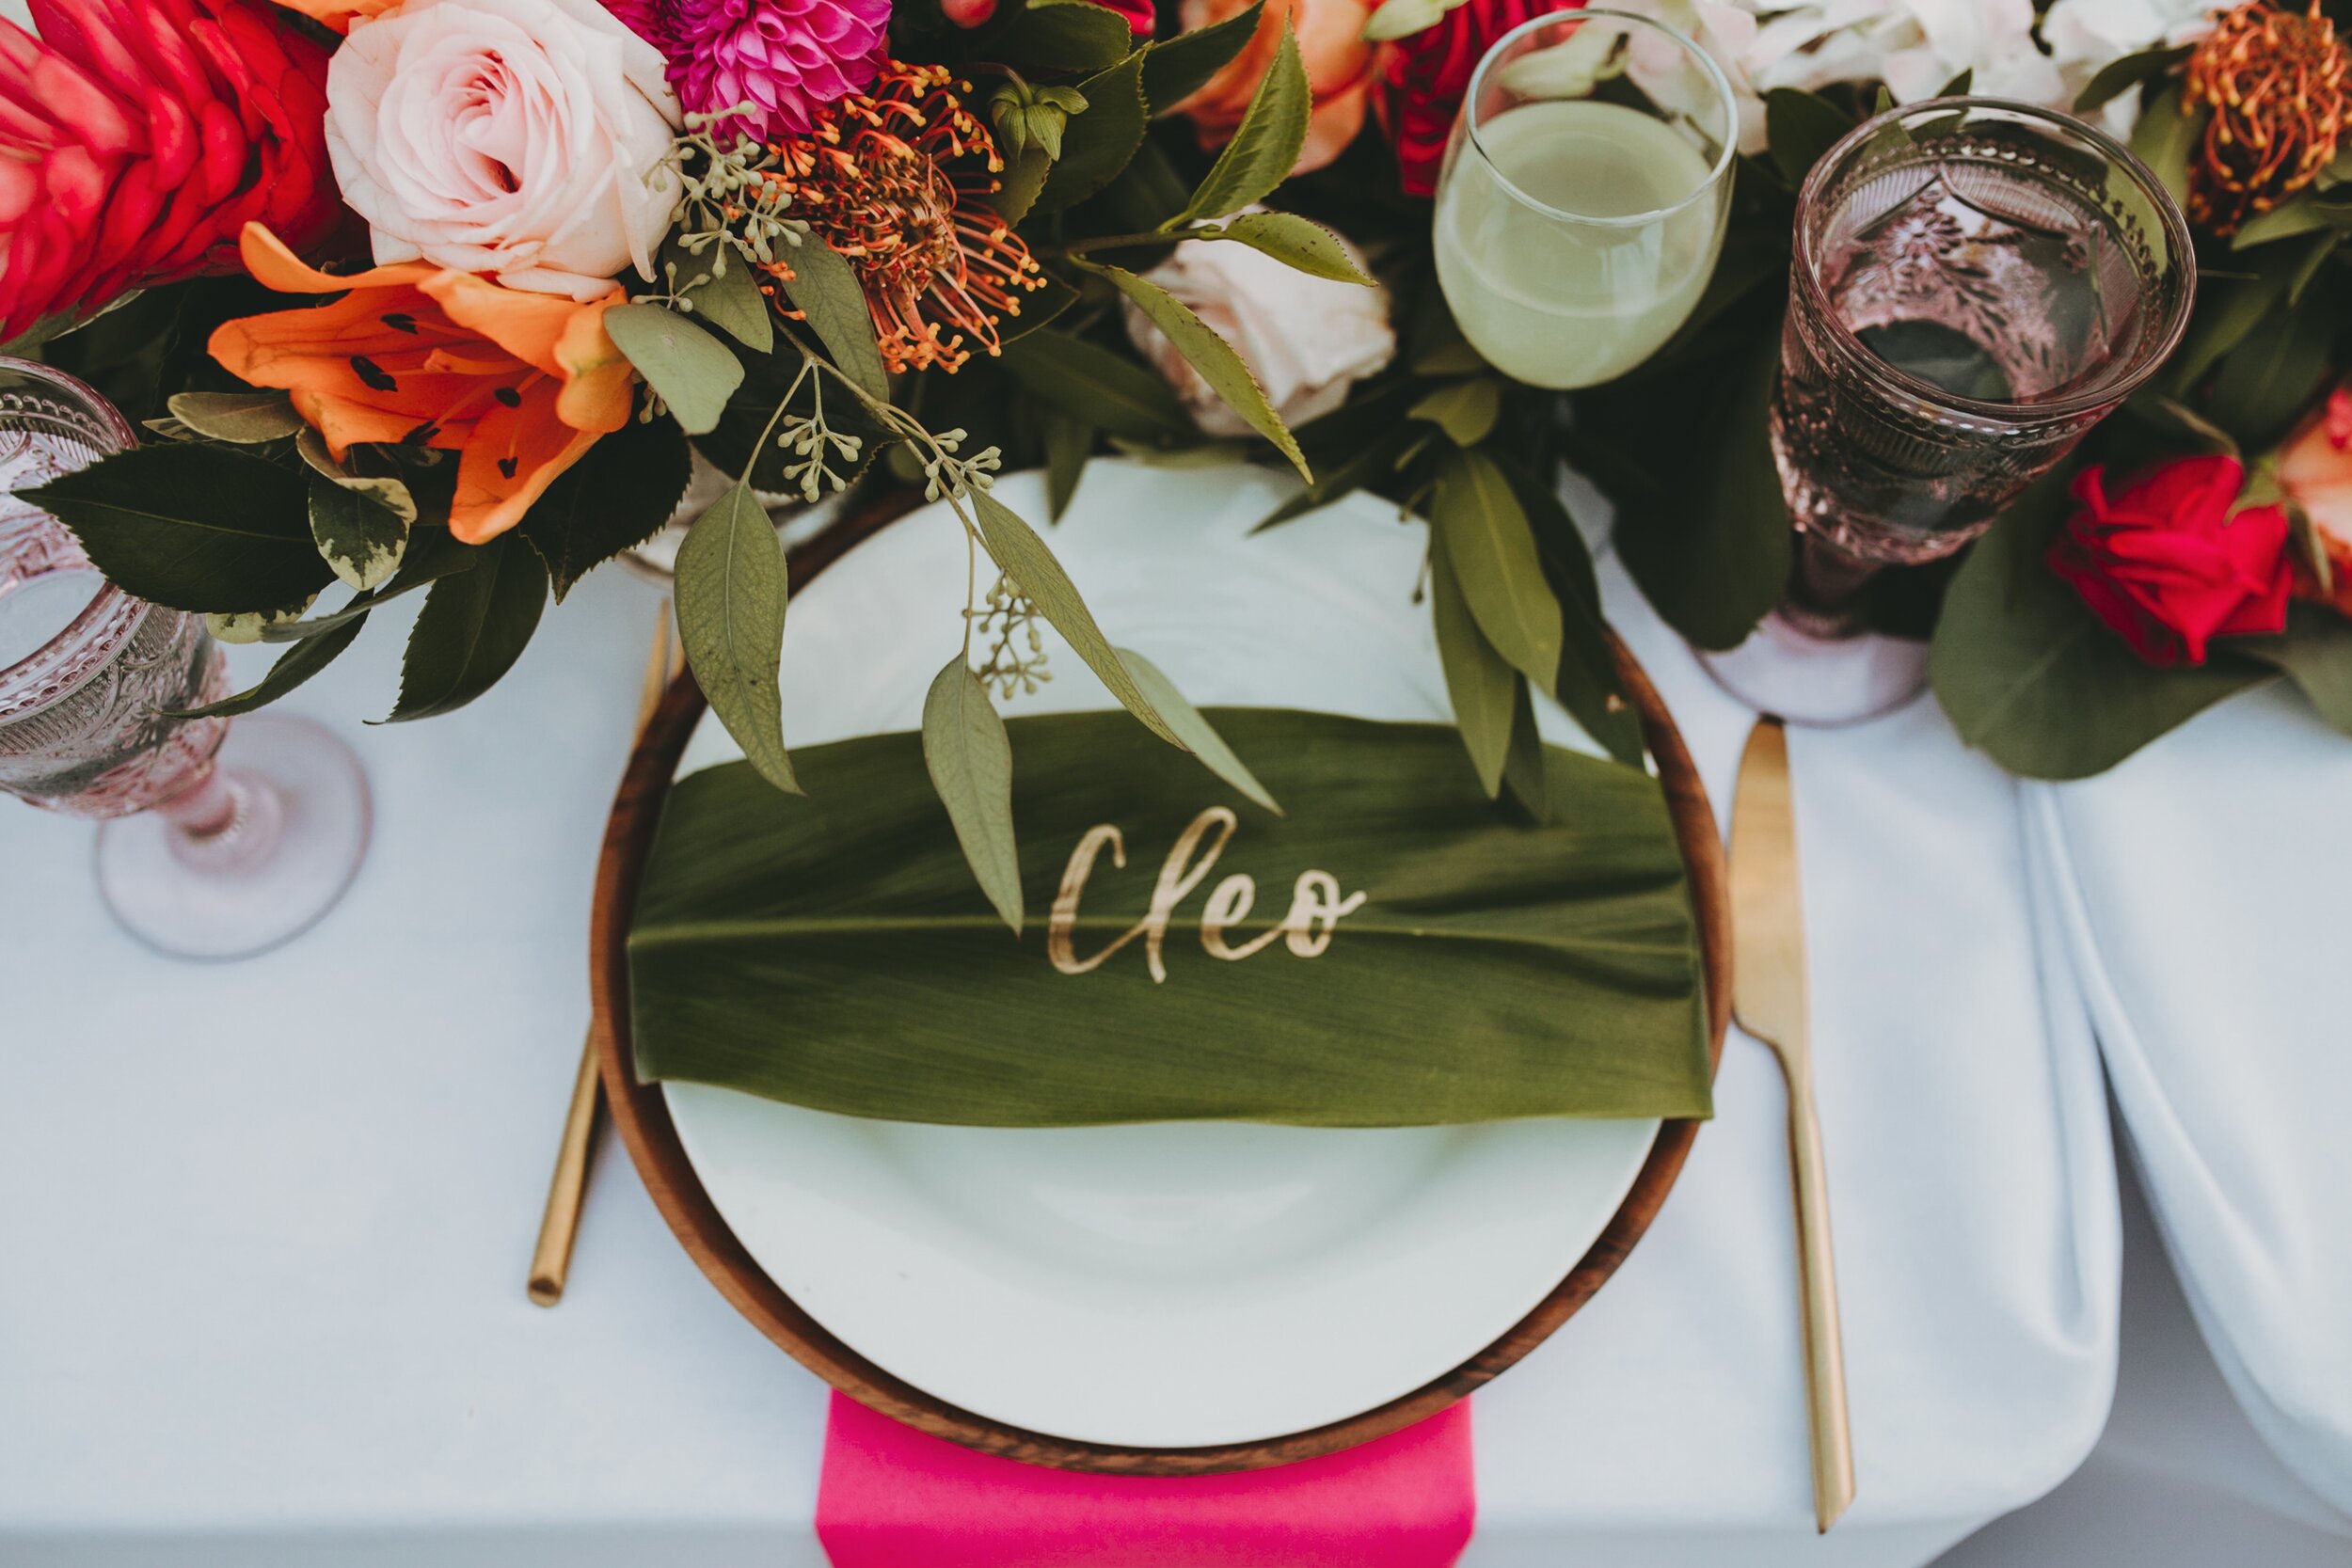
2024, 680, 2352, 1532
0, 461, 2121, 1563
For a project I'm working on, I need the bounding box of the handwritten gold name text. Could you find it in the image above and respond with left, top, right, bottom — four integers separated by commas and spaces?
1046, 807, 1367, 983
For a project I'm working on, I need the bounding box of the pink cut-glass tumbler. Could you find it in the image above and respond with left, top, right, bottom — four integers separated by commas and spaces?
0, 358, 369, 960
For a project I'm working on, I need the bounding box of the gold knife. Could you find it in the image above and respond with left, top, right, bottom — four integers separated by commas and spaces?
1730, 716, 1856, 1532
528, 603, 679, 1307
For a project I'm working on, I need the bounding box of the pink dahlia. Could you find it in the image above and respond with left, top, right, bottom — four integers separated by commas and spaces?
603, 0, 889, 140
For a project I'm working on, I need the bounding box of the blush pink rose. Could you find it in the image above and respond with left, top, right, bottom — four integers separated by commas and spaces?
326, 0, 683, 301
1121, 220, 1394, 437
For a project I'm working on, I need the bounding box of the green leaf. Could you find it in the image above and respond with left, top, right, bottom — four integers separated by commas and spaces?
1431, 448, 1562, 689
24, 443, 330, 614
516, 414, 692, 601
1119, 647, 1280, 813
605, 303, 744, 436
1502, 454, 1644, 768
309, 469, 408, 593
1171, 20, 1307, 224
628, 708, 1711, 1124
780, 239, 890, 403
166, 391, 304, 444
2132, 84, 2205, 212
996, 145, 1054, 227
1408, 379, 1502, 446
970, 485, 1185, 750
676, 481, 801, 794
2074, 44, 2189, 112
1042, 409, 1093, 520
1086, 261, 1310, 481
1251, 441, 1389, 533
1929, 474, 2267, 778
1766, 88, 1854, 187
1500, 675, 1551, 825
2126, 390, 2240, 455
2167, 260, 2293, 390
1140, 0, 1262, 108
261, 526, 478, 641
1001, 0, 1132, 71
671, 238, 775, 354
1607, 332, 1790, 650
2236, 605, 2352, 736
2211, 285, 2340, 445
385, 532, 549, 721
2229, 194, 2350, 250
1037, 52, 1150, 214
1430, 532, 1515, 797
1001, 328, 1191, 439
1203, 211, 1374, 285
166, 615, 370, 721
922, 658, 1025, 933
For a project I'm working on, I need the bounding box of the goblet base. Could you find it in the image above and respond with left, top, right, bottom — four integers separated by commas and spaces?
1697, 612, 1931, 726
94, 715, 371, 961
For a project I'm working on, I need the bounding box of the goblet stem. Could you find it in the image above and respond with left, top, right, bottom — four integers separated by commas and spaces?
1782, 531, 1883, 640
154, 756, 290, 879
154, 763, 240, 837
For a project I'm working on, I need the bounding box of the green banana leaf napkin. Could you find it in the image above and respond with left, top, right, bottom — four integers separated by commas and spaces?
628, 709, 1712, 1127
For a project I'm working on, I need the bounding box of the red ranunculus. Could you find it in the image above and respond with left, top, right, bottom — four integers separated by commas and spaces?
2047, 455, 2293, 668
1374, 0, 1570, 198
0, 0, 340, 345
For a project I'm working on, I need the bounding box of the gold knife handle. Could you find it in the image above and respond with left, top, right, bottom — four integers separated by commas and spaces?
1786, 1062, 1856, 1531
527, 1034, 603, 1306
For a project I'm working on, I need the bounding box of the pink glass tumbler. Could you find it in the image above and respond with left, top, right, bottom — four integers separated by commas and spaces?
0, 359, 369, 960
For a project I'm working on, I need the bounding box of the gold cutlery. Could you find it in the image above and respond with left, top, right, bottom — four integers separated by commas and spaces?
529, 604, 680, 1307
1730, 716, 1856, 1532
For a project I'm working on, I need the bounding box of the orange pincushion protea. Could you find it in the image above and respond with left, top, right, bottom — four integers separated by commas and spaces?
763, 60, 1046, 374
2183, 0, 2352, 236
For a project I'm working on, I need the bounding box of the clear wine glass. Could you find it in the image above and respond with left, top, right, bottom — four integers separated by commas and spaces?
1703, 97, 2196, 723
1432, 8, 1737, 389
0, 359, 370, 960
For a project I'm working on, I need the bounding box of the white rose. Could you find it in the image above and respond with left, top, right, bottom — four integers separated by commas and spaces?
326, 0, 683, 301
1121, 224, 1395, 440
2043, 0, 2216, 135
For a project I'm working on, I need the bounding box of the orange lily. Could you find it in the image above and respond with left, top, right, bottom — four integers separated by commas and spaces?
209, 224, 636, 545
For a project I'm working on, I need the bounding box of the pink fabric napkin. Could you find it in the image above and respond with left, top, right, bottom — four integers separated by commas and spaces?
816, 1392, 1476, 1568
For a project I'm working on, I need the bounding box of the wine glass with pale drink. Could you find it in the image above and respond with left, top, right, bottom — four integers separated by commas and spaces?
1432, 8, 1737, 390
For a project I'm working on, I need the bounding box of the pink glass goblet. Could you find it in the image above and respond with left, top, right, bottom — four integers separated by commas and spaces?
1703, 98, 2196, 723
0, 359, 370, 960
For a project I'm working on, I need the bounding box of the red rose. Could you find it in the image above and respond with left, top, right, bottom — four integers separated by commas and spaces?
0, 0, 339, 345
1373, 0, 1569, 198
2047, 455, 2292, 667
1097, 0, 1156, 31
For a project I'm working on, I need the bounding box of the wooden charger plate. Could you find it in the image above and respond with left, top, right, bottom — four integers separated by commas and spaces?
587, 488, 1732, 1475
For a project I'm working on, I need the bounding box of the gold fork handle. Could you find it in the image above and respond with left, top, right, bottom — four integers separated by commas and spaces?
527, 1034, 602, 1306
1785, 1060, 1856, 1531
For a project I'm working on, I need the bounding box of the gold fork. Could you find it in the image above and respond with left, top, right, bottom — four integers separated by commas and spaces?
528, 603, 679, 1307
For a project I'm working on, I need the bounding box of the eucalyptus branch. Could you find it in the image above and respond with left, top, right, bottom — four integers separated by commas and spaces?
1050, 228, 1202, 257
771, 321, 1002, 506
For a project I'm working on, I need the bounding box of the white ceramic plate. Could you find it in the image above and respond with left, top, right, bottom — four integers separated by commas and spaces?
663, 460, 1661, 1449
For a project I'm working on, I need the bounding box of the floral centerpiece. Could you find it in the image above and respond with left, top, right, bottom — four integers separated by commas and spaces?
13, 0, 2352, 917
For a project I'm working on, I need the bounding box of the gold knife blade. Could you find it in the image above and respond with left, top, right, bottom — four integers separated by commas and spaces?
1730, 716, 1856, 1533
